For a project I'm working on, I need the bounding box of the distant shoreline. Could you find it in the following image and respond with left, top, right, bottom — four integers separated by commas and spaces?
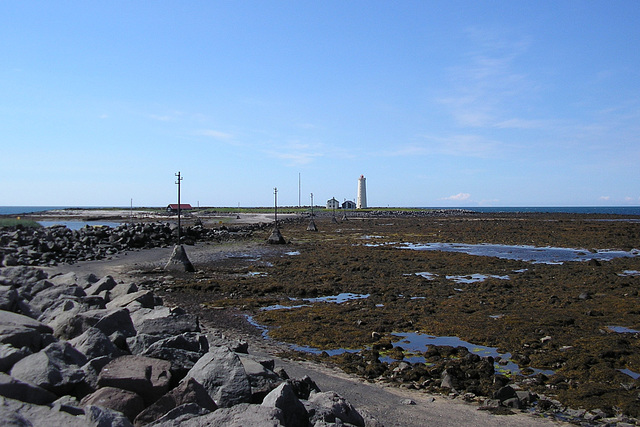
2, 205, 640, 216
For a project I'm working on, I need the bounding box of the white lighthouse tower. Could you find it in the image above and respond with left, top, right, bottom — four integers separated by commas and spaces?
357, 175, 367, 209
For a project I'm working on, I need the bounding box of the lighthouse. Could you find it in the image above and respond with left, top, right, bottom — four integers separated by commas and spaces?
357, 175, 367, 209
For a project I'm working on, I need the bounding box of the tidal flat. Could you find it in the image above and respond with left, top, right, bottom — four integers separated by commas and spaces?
170, 212, 640, 417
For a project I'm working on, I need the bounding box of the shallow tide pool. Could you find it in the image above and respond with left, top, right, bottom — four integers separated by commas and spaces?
400, 242, 639, 264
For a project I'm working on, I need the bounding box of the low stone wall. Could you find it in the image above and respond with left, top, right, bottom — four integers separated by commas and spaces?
0, 266, 380, 426
0, 221, 276, 267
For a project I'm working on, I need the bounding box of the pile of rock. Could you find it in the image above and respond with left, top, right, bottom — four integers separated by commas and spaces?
0, 266, 378, 426
335, 346, 548, 414
0, 221, 271, 267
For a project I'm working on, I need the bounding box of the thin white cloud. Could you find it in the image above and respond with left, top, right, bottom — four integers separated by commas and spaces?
439, 28, 537, 129
148, 114, 174, 122
599, 196, 611, 201
493, 118, 551, 129
265, 140, 325, 166
441, 193, 471, 201
380, 133, 503, 159
197, 129, 234, 140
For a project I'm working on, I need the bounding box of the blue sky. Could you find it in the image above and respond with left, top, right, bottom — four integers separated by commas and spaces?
1, 1, 639, 207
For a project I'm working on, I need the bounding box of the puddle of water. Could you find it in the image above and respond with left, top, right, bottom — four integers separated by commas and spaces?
39, 221, 122, 230
285, 251, 301, 256
619, 368, 640, 380
245, 272, 268, 277
618, 270, 640, 277
305, 293, 370, 304
445, 274, 510, 284
246, 314, 554, 377
400, 242, 639, 264
260, 293, 370, 311
413, 272, 437, 280
607, 326, 640, 333
261, 303, 311, 311
386, 332, 554, 377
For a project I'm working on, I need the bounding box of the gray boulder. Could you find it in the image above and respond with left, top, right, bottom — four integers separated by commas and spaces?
127, 333, 166, 356
84, 404, 134, 427
85, 276, 118, 295
0, 372, 58, 405
29, 284, 86, 313
145, 403, 210, 426
69, 327, 124, 360
0, 343, 32, 372
48, 272, 79, 287
109, 282, 139, 300
129, 307, 173, 331
141, 333, 209, 379
106, 290, 155, 311
65, 308, 136, 340
306, 391, 365, 427
81, 386, 145, 422
207, 331, 248, 354
262, 382, 308, 427
0, 266, 47, 288
133, 377, 217, 426
0, 309, 54, 352
168, 403, 284, 427
10, 341, 87, 395
0, 286, 19, 312
98, 355, 172, 405
238, 354, 282, 398
81, 355, 112, 391
136, 313, 200, 336
0, 395, 88, 427
184, 346, 252, 408
289, 375, 321, 400
38, 298, 89, 338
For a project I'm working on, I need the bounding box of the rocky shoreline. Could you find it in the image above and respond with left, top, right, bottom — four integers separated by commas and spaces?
0, 263, 383, 426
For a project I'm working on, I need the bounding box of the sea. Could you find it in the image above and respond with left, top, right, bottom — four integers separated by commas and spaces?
2, 206, 640, 216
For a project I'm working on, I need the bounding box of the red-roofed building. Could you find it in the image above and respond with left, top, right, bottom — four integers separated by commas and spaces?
167, 204, 192, 213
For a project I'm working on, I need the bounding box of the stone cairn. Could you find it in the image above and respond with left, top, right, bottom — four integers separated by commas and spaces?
0, 265, 379, 426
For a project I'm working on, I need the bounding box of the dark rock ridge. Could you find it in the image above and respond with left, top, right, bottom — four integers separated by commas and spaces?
0, 221, 280, 267
0, 266, 380, 426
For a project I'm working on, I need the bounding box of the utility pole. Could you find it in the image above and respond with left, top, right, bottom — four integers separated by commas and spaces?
307, 192, 318, 231
274, 187, 278, 227
267, 187, 286, 244
175, 171, 183, 243
164, 171, 194, 272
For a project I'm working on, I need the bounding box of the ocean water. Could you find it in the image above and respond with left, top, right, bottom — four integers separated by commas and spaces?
433, 206, 640, 215
0, 206, 74, 215
2, 206, 640, 216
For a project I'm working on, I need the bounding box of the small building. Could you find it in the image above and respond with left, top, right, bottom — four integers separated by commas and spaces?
326, 198, 340, 210
342, 200, 356, 210
167, 204, 192, 213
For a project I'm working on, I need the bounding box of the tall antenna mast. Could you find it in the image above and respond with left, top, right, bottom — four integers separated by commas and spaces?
175, 171, 183, 243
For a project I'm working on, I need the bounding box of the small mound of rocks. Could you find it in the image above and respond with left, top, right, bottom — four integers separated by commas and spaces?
0, 266, 380, 426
